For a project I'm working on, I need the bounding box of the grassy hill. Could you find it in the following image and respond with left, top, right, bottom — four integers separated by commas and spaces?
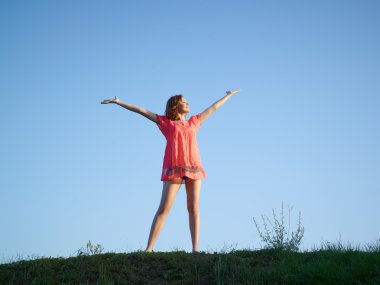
1, 246, 380, 284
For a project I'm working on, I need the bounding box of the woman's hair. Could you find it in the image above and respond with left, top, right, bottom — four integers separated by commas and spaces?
165, 94, 183, 121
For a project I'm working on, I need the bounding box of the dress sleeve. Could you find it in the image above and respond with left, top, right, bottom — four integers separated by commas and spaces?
155, 114, 170, 137
189, 113, 202, 131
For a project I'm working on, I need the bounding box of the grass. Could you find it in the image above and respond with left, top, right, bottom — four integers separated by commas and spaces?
1, 240, 380, 285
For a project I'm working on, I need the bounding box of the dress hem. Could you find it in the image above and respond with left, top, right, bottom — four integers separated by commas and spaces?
161, 173, 207, 184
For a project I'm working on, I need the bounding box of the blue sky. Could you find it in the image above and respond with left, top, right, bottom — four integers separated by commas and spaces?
1, 0, 379, 261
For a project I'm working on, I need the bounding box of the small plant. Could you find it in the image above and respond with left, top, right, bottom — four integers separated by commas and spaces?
366, 238, 380, 252
253, 202, 305, 251
76, 240, 104, 256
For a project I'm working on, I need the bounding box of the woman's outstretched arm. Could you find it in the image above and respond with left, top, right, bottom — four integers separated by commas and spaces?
200, 88, 240, 124
101, 96, 158, 124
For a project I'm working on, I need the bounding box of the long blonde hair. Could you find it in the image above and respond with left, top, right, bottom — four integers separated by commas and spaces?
165, 94, 183, 121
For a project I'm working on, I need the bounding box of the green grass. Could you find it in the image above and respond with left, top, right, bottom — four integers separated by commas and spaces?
1, 242, 380, 285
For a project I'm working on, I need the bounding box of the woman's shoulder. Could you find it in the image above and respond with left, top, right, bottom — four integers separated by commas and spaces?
191, 113, 201, 119
189, 113, 201, 122
156, 114, 173, 126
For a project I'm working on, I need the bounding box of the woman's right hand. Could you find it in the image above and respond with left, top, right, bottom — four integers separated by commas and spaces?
101, 96, 120, 104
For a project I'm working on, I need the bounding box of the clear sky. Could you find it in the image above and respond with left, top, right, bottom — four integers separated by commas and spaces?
1, 0, 379, 261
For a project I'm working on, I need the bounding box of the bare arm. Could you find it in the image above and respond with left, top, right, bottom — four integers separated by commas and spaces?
200, 88, 240, 124
101, 96, 158, 124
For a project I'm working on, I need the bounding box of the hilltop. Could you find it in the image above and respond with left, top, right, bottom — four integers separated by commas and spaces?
1, 248, 380, 284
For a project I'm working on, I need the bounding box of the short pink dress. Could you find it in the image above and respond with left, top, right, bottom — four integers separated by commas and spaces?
155, 113, 207, 184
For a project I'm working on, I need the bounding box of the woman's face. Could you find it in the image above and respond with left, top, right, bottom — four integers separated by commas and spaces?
177, 98, 190, 114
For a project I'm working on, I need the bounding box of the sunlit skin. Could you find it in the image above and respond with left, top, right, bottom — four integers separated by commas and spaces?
101, 89, 240, 253
176, 98, 190, 121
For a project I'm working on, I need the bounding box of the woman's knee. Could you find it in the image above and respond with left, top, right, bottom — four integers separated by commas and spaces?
187, 204, 199, 215
157, 205, 172, 216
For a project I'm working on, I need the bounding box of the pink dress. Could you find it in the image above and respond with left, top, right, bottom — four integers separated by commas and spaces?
155, 113, 207, 184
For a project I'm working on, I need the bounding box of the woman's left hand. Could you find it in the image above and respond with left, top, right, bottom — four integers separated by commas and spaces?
101, 96, 120, 104
226, 88, 241, 96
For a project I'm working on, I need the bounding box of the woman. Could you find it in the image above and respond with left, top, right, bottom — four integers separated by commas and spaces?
101, 88, 240, 253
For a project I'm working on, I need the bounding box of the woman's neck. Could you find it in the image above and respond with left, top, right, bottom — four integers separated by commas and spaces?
178, 113, 186, 121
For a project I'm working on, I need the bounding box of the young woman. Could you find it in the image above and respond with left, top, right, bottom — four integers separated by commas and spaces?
101, 88, 240, 253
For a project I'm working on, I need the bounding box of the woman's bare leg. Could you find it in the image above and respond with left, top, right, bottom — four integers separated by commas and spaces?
145, 178, 182, 252
185, 178, 202, 252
